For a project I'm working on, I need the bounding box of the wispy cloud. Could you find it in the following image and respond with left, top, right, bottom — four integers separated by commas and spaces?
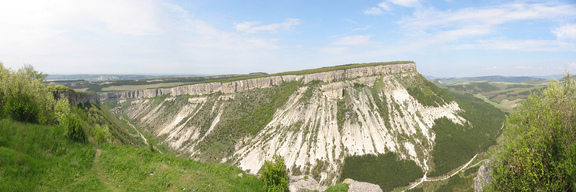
553, 24, 576, 40
363, 7, 383, 15
353, 25, 372, 31
0, 0, 292, 74
364, 0, 420, 15
393, 2, 576, 51
453, 39, 576, 52
235, 19, 301, 33
333, 35, 372, 46
389, 0, 421, 8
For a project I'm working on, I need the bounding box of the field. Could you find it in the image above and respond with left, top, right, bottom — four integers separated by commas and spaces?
439, 81, 547, 112
101, 82, 188, 91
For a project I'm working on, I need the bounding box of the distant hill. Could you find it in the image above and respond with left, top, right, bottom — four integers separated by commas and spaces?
46, 74, 199, 81
428, 75, 547, 85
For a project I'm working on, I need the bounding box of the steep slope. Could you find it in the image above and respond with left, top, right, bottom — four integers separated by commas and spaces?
106, 62, 504, 188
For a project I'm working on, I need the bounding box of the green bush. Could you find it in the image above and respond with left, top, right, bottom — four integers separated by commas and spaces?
260, 155, 289, 192
0, 63, 56, 125
62, 114, 86, 142
490, 73, 576, 191
3, 94, 38, 123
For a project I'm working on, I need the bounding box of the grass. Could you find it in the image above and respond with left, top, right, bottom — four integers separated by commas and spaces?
340, 153, 423, 192
0, 118, 266, 191
474, 94, 505, 109
324, 183, 349, 192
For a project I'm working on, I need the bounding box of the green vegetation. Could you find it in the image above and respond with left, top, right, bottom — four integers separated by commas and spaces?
440, 81, 546, 112
340, 153, 423, 191
435, 174, 474, 192
0, 64, 56, 124
195, 81, 299, 162
402, 73, 455, 107
0, 118, 265, 191
324, 183, 349, 192
260, 155, 289, 192
0, 64, 271, 191
428, 91, 505, 177
490, 73, 576, 191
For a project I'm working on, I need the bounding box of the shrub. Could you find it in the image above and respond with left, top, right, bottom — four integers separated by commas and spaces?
60, 112, 85, 142
260, 155, 289, 192
3, 94, 38, 123
490, 73, 576, 191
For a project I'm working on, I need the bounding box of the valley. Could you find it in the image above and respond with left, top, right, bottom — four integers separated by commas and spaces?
95, 61, 505, 191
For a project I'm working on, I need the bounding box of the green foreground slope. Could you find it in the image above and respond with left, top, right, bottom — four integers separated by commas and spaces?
0, 118, 265, 191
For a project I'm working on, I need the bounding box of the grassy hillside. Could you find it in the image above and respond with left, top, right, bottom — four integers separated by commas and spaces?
439, 81, 546, 112
428, 91, 505, 177
0, 118, 266, 191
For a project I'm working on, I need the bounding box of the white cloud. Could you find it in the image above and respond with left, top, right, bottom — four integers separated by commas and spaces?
390, 0, 420, 8
364, 1, 392, 15
235, 19, 301, 33
0, 0, 291, 74
378, 2, 392, 11
353, 25, 372, 31
553, 24, 576, 40
391, 2, 576, 51
400, 3, 576, 31
363, 7, 383, 15
333, 35, 372, 45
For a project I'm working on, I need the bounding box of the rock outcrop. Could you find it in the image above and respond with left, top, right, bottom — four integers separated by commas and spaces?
53, 90, 99, 105
289, 175, 327, 192
99, 63, 416, 100
474, 164, 493, 192
343, 178, 382, 192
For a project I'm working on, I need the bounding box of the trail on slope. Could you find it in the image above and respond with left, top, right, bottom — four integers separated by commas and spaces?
120, 116, 148, 145
120, 116, 163, 154
406, 154, 479, 190
94, 149, 118, 191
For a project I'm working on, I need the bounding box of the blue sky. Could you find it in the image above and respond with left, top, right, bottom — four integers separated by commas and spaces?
0, 0, 575, 77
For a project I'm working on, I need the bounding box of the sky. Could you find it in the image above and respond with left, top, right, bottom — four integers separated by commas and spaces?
0, 0, 575, 77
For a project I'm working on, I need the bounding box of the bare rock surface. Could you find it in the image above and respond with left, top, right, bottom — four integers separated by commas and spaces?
473, 164, 492, 192
289, 175, 327, 192
343, 178, 382, 192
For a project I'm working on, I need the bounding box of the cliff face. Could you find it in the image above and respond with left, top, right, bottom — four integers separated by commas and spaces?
53, 90, 99, 106
106, 62, 502, 189
99, 63, 416, 100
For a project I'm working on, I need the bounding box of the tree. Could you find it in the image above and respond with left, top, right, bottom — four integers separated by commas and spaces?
490, 73, 576, 191
260, 155, 289, 192
0, 63, 56, 124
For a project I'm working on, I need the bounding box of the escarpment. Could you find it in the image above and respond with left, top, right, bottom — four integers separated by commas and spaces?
99, 63, 416, 100
107, 62, 503, 189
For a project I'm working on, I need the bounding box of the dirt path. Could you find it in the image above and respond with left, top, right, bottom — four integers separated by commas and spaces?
120, 116, 148, 145
94, 149, 119, 191
119, 116, 163, 154
406, 154, 479, 190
